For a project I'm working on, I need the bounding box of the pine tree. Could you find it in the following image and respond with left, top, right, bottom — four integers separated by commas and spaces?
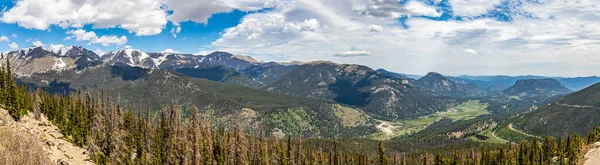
378, 141, 388, 165
235, 123, 249, 165
190, 106, 203, 165
296, 138, 305, 165
259, 126, 270, 165
204, 119, 215, 165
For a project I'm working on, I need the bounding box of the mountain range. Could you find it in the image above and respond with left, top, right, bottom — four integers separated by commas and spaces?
3, 45, 599, 139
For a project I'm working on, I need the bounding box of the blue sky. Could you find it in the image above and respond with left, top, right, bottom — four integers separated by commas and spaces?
1, 0, 599, 77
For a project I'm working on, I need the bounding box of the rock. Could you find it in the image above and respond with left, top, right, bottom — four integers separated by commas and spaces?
59, 160, 69, 165
38, 123, 46, 126
46, 140, 55, 147
0, 120, 3, 126
594, 142, 600, 148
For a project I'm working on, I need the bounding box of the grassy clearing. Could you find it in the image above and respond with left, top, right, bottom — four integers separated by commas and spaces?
468, 122, 508, 144
495, 122, 532, 142
333, 104, 369, 127
372, 100, 489, 140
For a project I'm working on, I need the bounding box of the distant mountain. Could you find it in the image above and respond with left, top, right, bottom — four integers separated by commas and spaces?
101, 49, 261, 70
457, 75, 600, 91
457, 75, 548, 86
376, 69, 422, 79
514, 82, 600, 137
478, 79, 570, 114
3, 46, 102, 75
414, 72, 485, 97
265, 61, 458, 120
555, 76, 600, 91
501, 78, 572, 97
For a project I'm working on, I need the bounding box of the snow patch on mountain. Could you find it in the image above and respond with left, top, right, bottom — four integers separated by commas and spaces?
53, 58, 66, 69
49, 46, 73, 56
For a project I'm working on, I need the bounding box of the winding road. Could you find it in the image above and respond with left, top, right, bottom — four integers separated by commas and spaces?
509, 123, 541, 139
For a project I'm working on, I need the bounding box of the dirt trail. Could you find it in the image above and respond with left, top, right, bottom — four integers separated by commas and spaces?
0, 109, 94, 165
509, 123, 541, 139
556, 103, 596, 108
585, 142, 600, 165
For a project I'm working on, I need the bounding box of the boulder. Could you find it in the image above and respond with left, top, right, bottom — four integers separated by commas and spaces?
46, 140, 55, 147
59, 160, 70, 165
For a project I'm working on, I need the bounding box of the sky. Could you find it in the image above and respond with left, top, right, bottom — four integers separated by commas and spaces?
0, 0, 599, 77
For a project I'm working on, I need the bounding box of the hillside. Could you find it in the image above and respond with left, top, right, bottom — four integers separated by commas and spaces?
414, 72, 485, 97
17, 64, 378, 138
502, 78, 572, 97
0, 109, 93, 164
265, 62, 458, 120
513, 82, 600, 137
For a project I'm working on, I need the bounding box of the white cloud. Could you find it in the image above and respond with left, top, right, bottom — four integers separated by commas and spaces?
367, 24, 383, 32
94, 49, 105, 56
404, 1, 443, 17
0, 36, 9, 42
211, 0, 600, 76
170, 24, 182, 38
64, 36, 72, 40
1, 0, 167, 36
164, 0, 280, 24
354, 0, 441, 18
49, 44, 65, 51
92, 35, 128, 46
449, 0, 503, 17
334, 50, 372, 57
32, 41, 45, 47
162, 48, 180, 54
462, 49, 477, 55
8, 43, 18, 50
67, 29, 98, 41
1, 0, 278, 36
66, 29, 127, 46
11, 34, 17, 38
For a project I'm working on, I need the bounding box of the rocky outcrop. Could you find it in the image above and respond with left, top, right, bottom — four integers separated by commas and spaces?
0, 109, 94, 165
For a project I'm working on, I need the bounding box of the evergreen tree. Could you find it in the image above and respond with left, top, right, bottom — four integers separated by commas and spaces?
378, 141, 388, 165
235, 123, 249, 165
190, 106, 203, 165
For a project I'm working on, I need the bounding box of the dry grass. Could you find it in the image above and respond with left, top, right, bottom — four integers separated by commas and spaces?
0, 127, 52, 165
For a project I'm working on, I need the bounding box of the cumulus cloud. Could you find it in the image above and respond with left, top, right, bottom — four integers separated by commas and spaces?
0, 36, 9, 42
462, 49, 477, 55
32, 41, 45, 47
165, 0, 279, 24
333, 50, 372, 57
66, 29, 128, 46
49, 44, 65, 51
367, 24, 383, 32
11, 34, 17, 38
354, 0, 441, 18
448, 0, 503, 17
94, 49, 105, 56
0, 0, 279, 36
1, 0, 167, 36
163, 48, 181, 54
170, 24, 182, 38
8, 43, 18, 50
210, 0, 600, 76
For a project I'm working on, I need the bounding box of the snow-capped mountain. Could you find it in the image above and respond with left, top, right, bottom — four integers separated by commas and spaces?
2, 46, 102, 75
2, 46, 304, 88
101, 49, 261, 70
49, 46, 101, 60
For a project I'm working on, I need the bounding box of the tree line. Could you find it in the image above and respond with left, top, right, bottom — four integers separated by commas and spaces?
0, 53, 595, 165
